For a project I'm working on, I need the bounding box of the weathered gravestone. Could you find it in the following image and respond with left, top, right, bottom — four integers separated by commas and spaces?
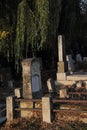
22, 58, 42, 99
57, 35, 68, 80
66, 54, 75, 74
20, 58, 42, 117
42, 96, 51, 123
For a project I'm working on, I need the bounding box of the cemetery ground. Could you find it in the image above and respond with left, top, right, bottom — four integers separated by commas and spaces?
1, 47, 87, 129
0, 112, 87, 130
0, 69, 87, 129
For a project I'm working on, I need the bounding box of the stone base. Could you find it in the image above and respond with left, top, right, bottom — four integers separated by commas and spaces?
56, 72, 87, 85
33, 90, 43, 99
67, 74, 87, 81
20, 101, 33, 118
56, 80, 75, 86
57, 73, 66, 81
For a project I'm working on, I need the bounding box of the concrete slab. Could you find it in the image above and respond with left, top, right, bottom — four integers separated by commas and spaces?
56, 72, 87, 85
67, 73, 87, 81
56, 80, 75, 86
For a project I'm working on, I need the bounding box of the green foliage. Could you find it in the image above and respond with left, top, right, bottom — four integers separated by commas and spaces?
15, 0, 50, 60
0, 30, 14, 62
15, 0, 62, 64
35, 0, 49, 46
0, 0, 81, 73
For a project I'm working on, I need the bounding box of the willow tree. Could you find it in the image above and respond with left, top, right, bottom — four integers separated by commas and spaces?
15, 0, 50, 68
15, 0, 35, 71
15, 0, 62, 71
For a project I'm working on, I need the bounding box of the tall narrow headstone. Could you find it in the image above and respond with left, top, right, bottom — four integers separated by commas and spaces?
58, 35, 65, 62
57, 35, 68, 80
22, 59, 32, 99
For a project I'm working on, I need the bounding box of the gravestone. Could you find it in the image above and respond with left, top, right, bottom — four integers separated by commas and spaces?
59, 89, 67, 98
14, 88, 21, 98
6, 96, 14, 121
57, 35, 68, 80
42, 96, 51, 123
83, 57, 87, 62
21, 58, 42, 118
22, 58, 42, 99
47, 78, 55, 93
66, 54, 75, 74
31, 59, 42, 98
76, 54, 82, 63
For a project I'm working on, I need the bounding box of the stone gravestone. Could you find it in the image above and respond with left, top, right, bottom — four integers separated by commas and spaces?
57, 35, 68, 80
31, 59, 42, 98
66, 54, 75, 74
22, 58, 42, 99
21, 58, 42, 117
59, 89, 67, 98
47, 78, 56, 93
83, 57, 87, 62
42, 96, 51, 123
76, 54, 82, 63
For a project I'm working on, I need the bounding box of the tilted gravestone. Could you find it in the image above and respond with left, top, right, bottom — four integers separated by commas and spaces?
57, 35, 68, 80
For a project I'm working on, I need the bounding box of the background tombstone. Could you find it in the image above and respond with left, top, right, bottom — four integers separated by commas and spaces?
47, 78, 56, 93
57, 35, 68, 81
83, 57, 87, 62
22, 58, 42, 99
66, 54, 75, 74
76, 54, 82, 63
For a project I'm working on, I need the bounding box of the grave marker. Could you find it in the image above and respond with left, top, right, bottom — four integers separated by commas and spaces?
76, 54, 82, 63
42, 97, 51, 123
66, 54, 75, 74
47, 78, 55, 93
57, 35, 68, 80
22, 58, 42, 99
